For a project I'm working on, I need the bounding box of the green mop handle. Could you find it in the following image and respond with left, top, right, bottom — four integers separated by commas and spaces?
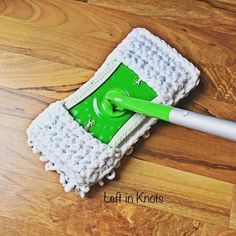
106, 90, 236, 142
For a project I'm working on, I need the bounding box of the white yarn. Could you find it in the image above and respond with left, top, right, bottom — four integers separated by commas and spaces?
108, 28, 200, 150
107, 28, 200, 105
27, 28, 200, 197
27, 101, 122, 196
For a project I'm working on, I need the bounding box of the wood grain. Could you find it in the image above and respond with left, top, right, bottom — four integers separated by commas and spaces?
230, 185, 236, 229
0, 0, 235, 234
0, 50, 94, 99
0, 0, 235, 184
88, 0, 236, 102
0, 168, 235, 235
97, 158, 233, 226
0, 85, 234, 226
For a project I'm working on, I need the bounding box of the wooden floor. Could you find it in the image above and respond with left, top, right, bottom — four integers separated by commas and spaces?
0, 0, 236, 235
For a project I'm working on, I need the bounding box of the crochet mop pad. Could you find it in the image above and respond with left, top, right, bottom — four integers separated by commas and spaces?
27, 28, 200, 197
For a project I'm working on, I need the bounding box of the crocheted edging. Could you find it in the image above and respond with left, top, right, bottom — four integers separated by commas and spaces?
27, 101, 122, 197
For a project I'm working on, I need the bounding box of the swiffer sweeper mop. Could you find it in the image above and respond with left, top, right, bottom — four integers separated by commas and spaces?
27, 28, 236, 197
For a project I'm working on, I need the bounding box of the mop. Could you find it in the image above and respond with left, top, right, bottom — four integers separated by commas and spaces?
27, 28, 236, 197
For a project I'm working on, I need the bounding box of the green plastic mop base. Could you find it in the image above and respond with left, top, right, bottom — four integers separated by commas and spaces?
69, 64, 157, 144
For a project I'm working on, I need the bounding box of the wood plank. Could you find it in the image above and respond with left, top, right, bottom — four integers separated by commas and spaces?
230, 185, 236, 229
0, 0, 235, 233
133, 121, 236, 184
0, 86, 59, 183
88, 0, 236, 104
88, 0, 236, 28
0, 88, 233, 227
0, 86, 234, 228
0, 0, 235, 187
0, 163, 234, 232
0, 215, 73, 236
1, 181, 236, 236
0, 0, 127, 70
0, 50, 94, 99
96, 158, 233, 227
0, 0, 235, 100
0, 0, 235, 106
1, 82, 236, 186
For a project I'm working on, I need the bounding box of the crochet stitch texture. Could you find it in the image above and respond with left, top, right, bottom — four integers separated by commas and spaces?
27, 28, 200, 197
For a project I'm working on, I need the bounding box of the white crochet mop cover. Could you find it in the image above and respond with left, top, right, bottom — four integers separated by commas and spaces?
27, 28, 200, 197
